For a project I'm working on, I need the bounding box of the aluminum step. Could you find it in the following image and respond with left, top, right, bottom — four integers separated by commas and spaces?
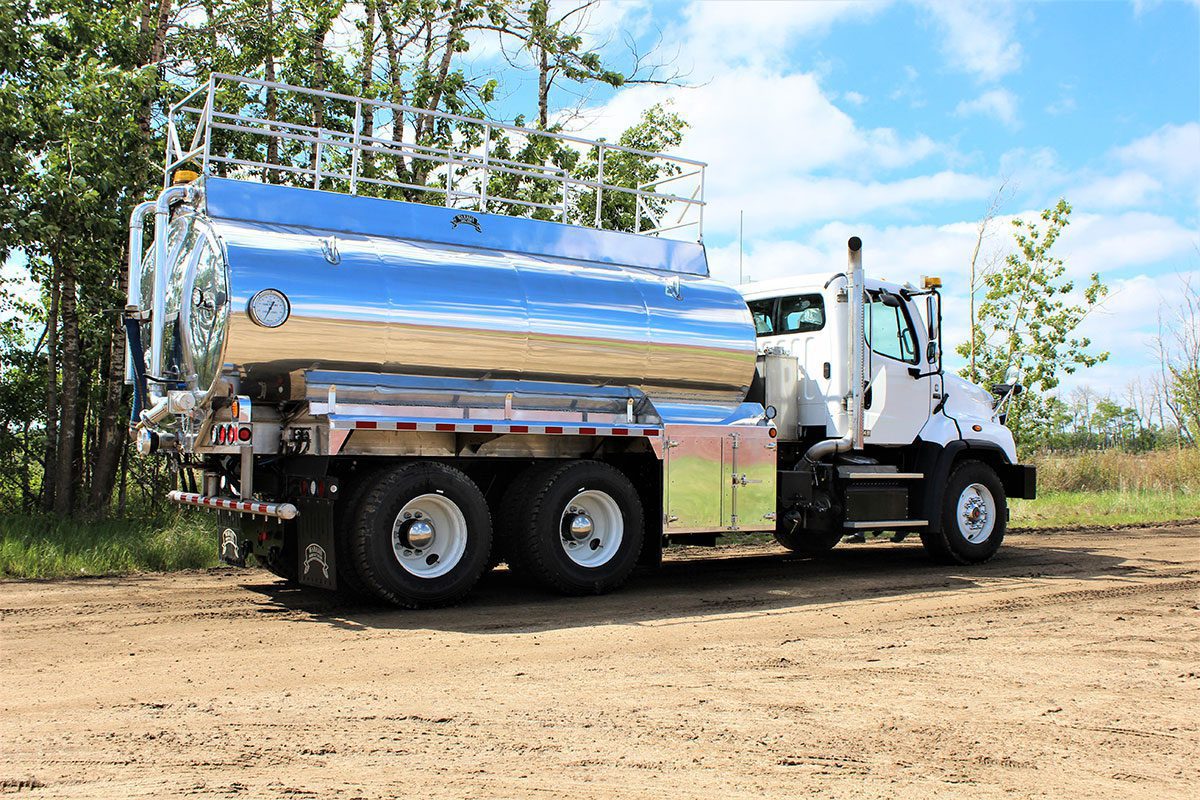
843, 519, 928, 530
840, 472, 924, 480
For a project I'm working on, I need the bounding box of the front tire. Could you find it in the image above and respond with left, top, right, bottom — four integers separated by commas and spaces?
502, 460, 644, 595
350, 462, 493, 608
920, 460, 1006, 565
773, 523, 843, 556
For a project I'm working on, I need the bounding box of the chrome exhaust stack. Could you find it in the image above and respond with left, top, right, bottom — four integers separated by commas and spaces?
124, 200, 156, 385
804, 236, 866, 463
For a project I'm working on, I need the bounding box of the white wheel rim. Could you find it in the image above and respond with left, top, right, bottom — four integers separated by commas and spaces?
391, 493, 468, 578
559, 490, 624, 568
956, 483, 996, 544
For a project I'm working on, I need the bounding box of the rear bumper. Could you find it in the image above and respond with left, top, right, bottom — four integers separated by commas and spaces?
168, 490, 299, 520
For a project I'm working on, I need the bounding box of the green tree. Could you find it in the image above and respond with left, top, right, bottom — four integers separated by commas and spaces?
957, 199, 1109, 451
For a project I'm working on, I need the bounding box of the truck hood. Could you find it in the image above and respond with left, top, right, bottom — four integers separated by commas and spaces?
942, 373, 995, 421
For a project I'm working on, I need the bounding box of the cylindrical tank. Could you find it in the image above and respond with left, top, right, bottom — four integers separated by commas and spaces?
141, 205, 758, 410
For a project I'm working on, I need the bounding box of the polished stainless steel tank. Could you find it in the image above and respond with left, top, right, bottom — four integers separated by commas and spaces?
139, 178, 757, 412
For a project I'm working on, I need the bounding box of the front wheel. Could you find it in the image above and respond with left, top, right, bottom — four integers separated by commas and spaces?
773, 523, 843, 556
920, 460, 1007, 564
350, 462, 493, 608
502, 460, 644, 595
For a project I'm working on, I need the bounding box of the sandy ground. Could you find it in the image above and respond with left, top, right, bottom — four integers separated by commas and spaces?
1, 526, 1197, 800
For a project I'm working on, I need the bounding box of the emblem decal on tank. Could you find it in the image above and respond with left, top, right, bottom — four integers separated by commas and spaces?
303, 543, 330, 579
451, 213, 482, 233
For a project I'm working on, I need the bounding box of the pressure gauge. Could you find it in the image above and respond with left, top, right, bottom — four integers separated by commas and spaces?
248, 289, 290, 328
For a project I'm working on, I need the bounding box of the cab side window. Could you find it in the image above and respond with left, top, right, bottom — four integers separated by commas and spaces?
779, 295, 825, 333
747, 298, 776, 336
867, 297, 919, 364
748, 294, 825, 337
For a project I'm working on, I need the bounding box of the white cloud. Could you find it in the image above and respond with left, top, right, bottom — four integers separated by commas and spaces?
843, 91, 867, 106
955, 88, 1019, 128
921, 1, 1023, 82
576, 67, 948, 237
1113, 122, 1200, 197
1071, 171, 1163, 209
681, 1, 888, 68
1058, 211, 1199, 277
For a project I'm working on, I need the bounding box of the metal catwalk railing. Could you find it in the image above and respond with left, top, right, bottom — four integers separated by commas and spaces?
164, 74, 706, 240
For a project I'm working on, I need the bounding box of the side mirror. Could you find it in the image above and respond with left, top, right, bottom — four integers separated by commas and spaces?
927, 340, 940, 364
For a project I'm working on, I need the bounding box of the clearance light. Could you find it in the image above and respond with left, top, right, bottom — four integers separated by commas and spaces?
921, 275, 943, 289
172, 169, 200, 185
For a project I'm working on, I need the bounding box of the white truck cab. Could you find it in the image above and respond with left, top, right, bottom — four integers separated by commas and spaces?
738, 240, 1033, 563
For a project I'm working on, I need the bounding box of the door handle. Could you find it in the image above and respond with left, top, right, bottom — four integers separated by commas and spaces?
733, 474, 762, 486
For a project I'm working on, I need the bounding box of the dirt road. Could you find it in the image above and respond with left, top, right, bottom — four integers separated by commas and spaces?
2, 526, 1197, 799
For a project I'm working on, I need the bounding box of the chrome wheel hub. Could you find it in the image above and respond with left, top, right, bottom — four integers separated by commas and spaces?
559, 491, 623, 568
956, 483, 996, 544
391, 494, 468, 578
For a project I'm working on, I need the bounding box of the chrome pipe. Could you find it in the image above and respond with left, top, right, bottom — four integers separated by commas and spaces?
124, 200, 156, 384
150, 185, 191, 397
139, 396, 171, 427
804, 236, 866, 463
846, 236, 865, 451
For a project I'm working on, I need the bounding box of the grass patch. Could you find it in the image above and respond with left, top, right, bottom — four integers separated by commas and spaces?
1011, 489, 1200, 529
0, 512, 218, 579
1032, 448, 1199, 493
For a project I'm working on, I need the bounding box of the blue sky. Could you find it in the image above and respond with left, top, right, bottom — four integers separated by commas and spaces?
481, 0, 1200, 403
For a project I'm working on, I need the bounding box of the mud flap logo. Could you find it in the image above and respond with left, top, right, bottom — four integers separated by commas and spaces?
303, 543, 330, 579
220, 528, 239, 562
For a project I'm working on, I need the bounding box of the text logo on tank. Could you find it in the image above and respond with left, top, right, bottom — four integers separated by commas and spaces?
451, 213, 482, 233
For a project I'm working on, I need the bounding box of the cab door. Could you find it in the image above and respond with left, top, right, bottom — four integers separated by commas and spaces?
861, 292, 931, 445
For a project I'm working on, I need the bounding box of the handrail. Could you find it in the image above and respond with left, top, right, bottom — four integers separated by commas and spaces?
164, 74, 706, 241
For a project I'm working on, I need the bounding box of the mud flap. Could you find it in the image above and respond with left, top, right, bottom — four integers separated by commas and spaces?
296, 499, 337, 590
216, 511, 247, 566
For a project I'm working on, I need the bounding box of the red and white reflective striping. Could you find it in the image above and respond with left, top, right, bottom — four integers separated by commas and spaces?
334, 420, 661, 437
167, 490, 299, 520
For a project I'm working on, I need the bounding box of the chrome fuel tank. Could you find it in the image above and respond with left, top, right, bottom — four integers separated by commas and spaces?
145, 178, 757, 411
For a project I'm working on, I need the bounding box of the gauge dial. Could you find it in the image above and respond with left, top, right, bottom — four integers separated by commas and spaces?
248, 289, 290, 328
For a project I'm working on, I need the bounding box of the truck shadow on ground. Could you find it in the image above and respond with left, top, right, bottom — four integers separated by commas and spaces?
241, 532, 1174, 634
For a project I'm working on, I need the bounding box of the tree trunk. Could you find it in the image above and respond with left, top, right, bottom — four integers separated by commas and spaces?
538, 45, 549, 129
378, 1, 412, 186
150, 0, 172, 64
40, 263, 61, 512
359, 0, 377, 176
309, 17, 330, 184
264, 0, 279, 172
88, 300, 127, 514
53, 265, 80, 516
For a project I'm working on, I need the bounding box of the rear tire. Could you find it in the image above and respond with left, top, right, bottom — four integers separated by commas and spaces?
503, 460, 643, 595
333, 470, 380, 600
920, 460, 1006, 565
351, 462, 493, 608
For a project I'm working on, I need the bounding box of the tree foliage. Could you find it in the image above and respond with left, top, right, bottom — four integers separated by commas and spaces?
956, 199, 1110, 448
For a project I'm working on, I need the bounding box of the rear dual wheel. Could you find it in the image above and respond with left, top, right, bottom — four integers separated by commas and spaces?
350, 463, 493, 608
501, 460, 644, 595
